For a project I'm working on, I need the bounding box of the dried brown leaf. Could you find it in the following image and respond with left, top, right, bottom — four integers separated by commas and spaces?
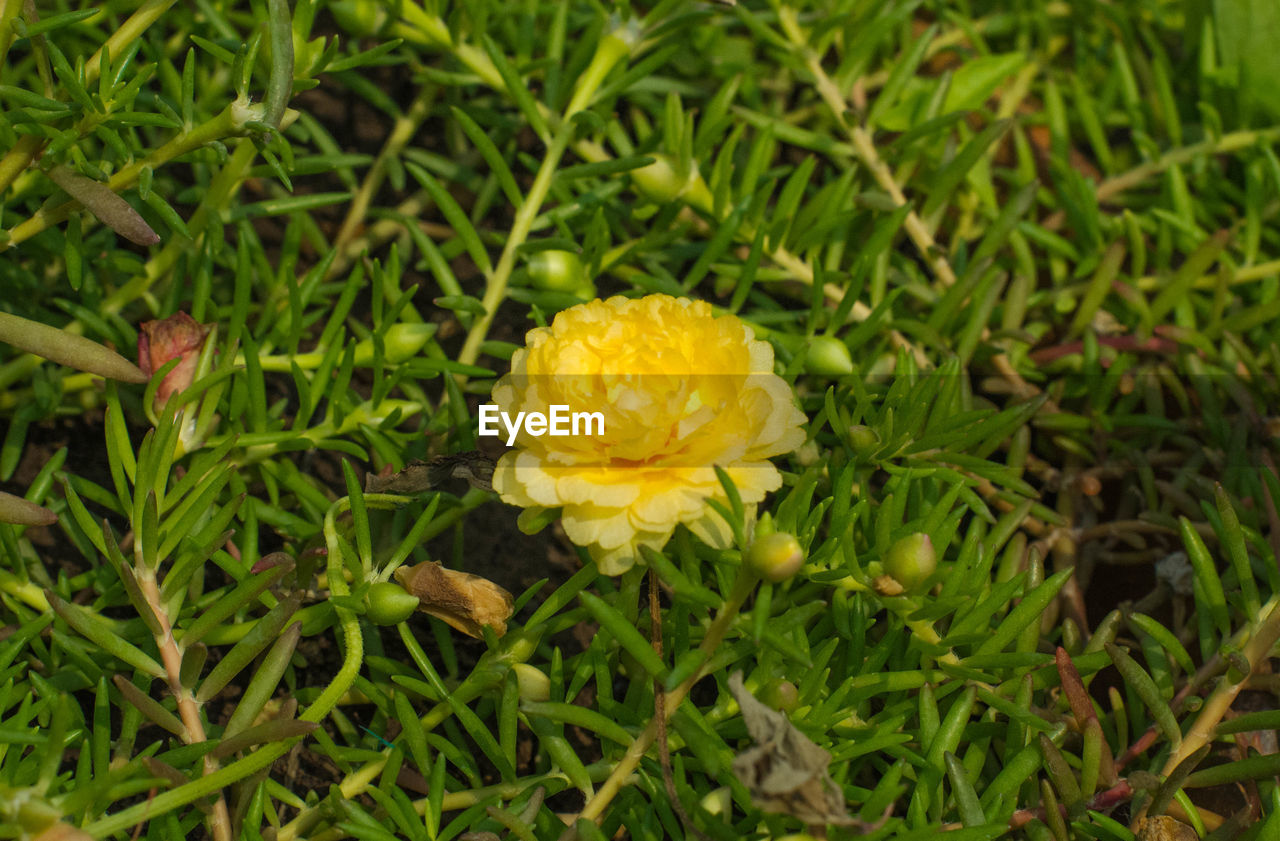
727, 670, 854, 826
1136, 816, 1198, 841
365, 454, 495, 494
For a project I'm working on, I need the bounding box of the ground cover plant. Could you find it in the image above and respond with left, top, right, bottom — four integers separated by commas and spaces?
2, 0, 1280, 839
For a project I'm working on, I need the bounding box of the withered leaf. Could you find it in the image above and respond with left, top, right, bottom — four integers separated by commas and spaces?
365, 453, 495, 495
394, 561, 513, 638
1136, 816, 1198, 841
872, 574, 905, 596
727, 671, 854, 826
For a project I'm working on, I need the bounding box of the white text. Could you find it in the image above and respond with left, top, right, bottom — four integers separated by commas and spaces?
478, 404, 605, 445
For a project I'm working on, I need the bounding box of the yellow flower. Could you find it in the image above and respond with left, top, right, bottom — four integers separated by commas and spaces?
491, 294, 807, 574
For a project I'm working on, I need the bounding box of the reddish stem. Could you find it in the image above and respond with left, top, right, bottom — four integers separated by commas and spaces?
1030, 334, 1180, 365
1009, 779, 1134, 829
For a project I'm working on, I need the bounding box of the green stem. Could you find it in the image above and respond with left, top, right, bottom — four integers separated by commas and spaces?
572, 568, 758, 828
456, 27, 635, 369
0, 0, 178, 196
3, 104, 287, 317
1042, 126, 1280, 232
82, 495, 407, 839
0, 0, 22, 67
774, 2, 958, 289
456, 125, 572, 368
102, 137, 260, 315
1155, 594, 1280, 776
0, 566, 49, 611
135, 569, 234, 841
4, 105, 242, 251
329, 88, 437, 279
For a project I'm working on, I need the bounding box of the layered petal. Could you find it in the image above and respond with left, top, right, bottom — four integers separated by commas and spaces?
492, 294, 808, 573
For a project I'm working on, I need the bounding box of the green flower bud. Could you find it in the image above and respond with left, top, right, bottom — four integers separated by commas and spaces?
699, 786, 731, 817
746, 532, 804, 582
754, 511, 776, 539
804, 335, 854, 376
847, 424, 880, 459
632, 154, 688, 203
883, 532, 937, 591
631, 154, 711, 211
763, 679, 800, 712
512, 663, 551, 702
364, 581, 420, 626
528, 250, 586, 292
329, 0, 388, 36
351, 323, 437, 366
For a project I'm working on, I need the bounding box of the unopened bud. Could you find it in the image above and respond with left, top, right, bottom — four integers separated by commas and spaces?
883, 532, 937, 591
363, 581, 419, 626
746, 532, 804, 582
329, 0, 387, 36
632, 154, 709, 210
804, 336, 853, 376
847, 424, 880, 459
138, 311, 211, 409
528, 250, 586, 292
512, 663, 551, 702
764, 679, 800, 712
699, 787, 731, 817
352, 323, 436, 366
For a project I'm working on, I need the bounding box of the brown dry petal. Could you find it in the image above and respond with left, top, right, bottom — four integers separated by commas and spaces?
872, 574, 905, 596
137, 312, 211, 409
727, 671, 854, 827
394, 561, 513, 638
1136, 816, 1198, 841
